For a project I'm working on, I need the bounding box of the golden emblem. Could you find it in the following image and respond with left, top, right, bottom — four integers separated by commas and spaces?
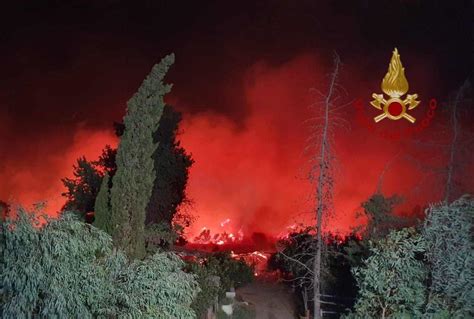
371, 48, 420, 123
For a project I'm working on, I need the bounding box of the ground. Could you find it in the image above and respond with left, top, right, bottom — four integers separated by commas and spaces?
237, 280, 297, 319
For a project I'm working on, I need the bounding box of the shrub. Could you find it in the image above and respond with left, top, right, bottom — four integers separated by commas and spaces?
422, 195, 474, 317
345, 228, 428, 319
187, 251, 254, 318
1, 208, 199, 318
206, 252, 254, 293
187, 261, 221, 318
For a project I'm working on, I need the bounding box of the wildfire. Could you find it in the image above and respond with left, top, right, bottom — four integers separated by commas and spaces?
230, 250, 271, 276
192, 218, 245, 245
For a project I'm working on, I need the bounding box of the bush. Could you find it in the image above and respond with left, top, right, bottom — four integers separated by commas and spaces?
205, 252, 254, 293
345, 228, 428, 319
187, 261, 221, 318
345, 195, 474, 318
1, 208, 200, 318
187, 251, 254, 318
422, 195, 474, 317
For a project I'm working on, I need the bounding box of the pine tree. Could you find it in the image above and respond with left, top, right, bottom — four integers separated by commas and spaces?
93, 172, 112, 234
109, 54, 175, 259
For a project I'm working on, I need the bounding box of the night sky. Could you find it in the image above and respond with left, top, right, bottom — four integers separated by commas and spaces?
1, 1, 472, 237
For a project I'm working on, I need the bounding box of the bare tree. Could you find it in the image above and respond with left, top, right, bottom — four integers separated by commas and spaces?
445, 80, 471, 203
274, 53, 347, 319
309, 53, 344, 319
403, 80, 472, 204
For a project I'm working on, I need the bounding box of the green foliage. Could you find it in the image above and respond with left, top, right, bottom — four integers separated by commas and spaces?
144, 221, 182, 253
344, 193, 410, 268
186, 252, 254, 318
62, 157, 103, 218
93, 172, 112, 234
360, 193, 407, 240
422, 195, 474, 317
187, 261, 221, 317
109, 54, 174, 259
146, 105, 194, 228
206, 252, 254, 293
62, 146, 117, 221
1, 208, 199, 318
2, 208, 112, 318
345, 195, 474, 318
346, 228, 428, 319
109, 252, 199, 318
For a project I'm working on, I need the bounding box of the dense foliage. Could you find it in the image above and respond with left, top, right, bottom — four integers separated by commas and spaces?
186, 252, 254, 318
344, 193, 411, 267
1, 209, 200, 318
145, 104, 194, 228
206, 252, 254, 293
93, 172, 112, 234
346, 195, 473, 318
269, 229, 357, 316
423, 195, 474, 317
187, 261, 221, 317
63, 106, 192, 251
61, 157, 103, 218
61, 146, 117, 220
346, 228, 428, 319
109, 54, 174, 258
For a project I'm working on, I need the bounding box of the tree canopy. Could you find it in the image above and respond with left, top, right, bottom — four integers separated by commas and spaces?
1, 208, 199, 318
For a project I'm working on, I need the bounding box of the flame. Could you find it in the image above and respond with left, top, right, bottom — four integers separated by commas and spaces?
220, 218, 231, 227
251, 251, 268, 260
381, 48, 409, 97
192, 218, 246, 245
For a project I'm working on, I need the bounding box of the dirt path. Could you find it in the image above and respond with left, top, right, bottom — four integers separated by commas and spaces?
237, 281, 296, 319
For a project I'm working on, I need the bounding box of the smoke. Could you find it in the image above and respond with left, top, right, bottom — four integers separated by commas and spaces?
0, 126, 117, 215
1, 51, 470, 241
177, 53, 444, 238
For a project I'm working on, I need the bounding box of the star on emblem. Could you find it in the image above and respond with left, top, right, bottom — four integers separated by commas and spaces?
371, 48, 420, 123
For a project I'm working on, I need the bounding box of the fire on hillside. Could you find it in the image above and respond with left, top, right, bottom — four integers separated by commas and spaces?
180, 219, 310, 277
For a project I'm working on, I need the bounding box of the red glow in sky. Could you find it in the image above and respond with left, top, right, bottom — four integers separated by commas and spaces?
177, 54, 443, 238
0, 53, 469, 240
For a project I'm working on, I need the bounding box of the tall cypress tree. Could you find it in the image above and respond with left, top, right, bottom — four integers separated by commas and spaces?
110, 54, 175, 259
145, 105, 194, 227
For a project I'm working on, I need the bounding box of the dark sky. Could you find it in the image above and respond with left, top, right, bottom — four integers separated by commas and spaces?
1, 0, 472, 234
1, 0, 472, 126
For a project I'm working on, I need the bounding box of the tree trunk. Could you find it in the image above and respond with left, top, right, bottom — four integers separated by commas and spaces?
445, 81, 468, 203
313, 218, 322, 319
312, 54, 340, 319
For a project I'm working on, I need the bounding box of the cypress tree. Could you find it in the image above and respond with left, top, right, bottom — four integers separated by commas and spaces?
93, 172, 112, 234
110, 54, 175, 259
145, 105, 194, 227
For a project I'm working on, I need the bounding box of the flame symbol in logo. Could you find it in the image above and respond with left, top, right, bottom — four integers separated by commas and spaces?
381, 48, 409, 98
371, 48, 420, 123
